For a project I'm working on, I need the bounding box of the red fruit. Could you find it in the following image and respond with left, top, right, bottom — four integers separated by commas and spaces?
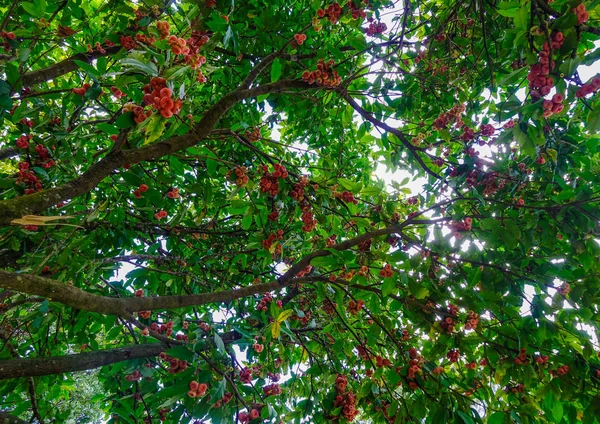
552, 93, 563, 103
197, 383, 207, 395
249, 409, 259, 420
536, 156, 546, 165
139, 184, 149, 192
189, 381, 199, 390
134, 190, 142, 199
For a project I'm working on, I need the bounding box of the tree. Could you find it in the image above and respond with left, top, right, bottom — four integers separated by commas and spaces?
0, 0, 599, 422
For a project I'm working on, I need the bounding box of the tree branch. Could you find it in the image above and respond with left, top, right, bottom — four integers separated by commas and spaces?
20, 46, 121, 87
0, 331, 243, 380
0, 412, 28, 424
0, 146, 18, 160
0, 79, 316, 226
339, 93, 442, 181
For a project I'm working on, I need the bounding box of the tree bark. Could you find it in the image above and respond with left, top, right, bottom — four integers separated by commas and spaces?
0, 412, 28, 424
0, 331, 242, 380
0, 80, 314, 226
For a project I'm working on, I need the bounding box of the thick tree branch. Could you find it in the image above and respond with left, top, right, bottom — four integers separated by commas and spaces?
0, 219, 447, 314
0, 330, 243, 380
0, 79, 315, 226
20, 46, 121, 87
0, 412, 27, 424
0, 147, 18, 160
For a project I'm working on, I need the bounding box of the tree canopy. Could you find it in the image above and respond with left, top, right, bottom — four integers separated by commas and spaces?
1, 0, 600, 423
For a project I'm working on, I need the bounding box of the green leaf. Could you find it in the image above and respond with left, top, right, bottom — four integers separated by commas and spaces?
513, 124, 535, 157
558, 57, 581, 78
382, 278, 396, 297
120, 58, 158, 76
487, 412, 506, 424
587, 109, 600, 134
271, 58, 282, 82
213, 333, 225, 354
116, 113, 136, 129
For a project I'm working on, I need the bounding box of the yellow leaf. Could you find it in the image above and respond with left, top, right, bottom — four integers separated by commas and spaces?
277, 309, 294, 323
268, 242, 279, 254
11, 215, 77, 227
271, 321, 281, 339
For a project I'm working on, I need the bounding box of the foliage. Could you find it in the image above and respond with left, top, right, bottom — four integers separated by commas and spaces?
0, 0, 600, 423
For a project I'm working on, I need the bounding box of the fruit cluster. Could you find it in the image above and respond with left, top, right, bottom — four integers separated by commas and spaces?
1, 31, 15, 51
158, 352, 188, 374
554, 364, 570, 376
154, 210, 168, 220
376, 355, 391, 368
464, 310, 479, 330
124, 370, 142, 382
514, 348, 529, 365
448, 217, 472, 236
15, 134, 32, 149
238, 409, 260, 423
110, 86, 125, 99
332, 374, 359, 421
150, 321, 174, 336
573, 3, 589, 24
322, 298, 337, 315
245, 127, 261, 142
214, 393, 233, 408
347, 299, 364, 315
400, 329, 410, 341
294, 33, 307, 45
575, 77, 600, 98
379, 263, 394, 278
317, 3, 342, 23
143, 77, 183, 119
124, 102, 151, 124
256, 291, 276, 312
156, 21, 170, 38
166, 188, 180, 199
187, 381, 208, 398
301, 206, 317, 232
302, 59, 342, 88
535, 354, 549, 364
447, 349, 460, 363
134, 183, 149, 199
558, 282, 570, 296
290, 175, 309, 200
366, 21, 387, 36
262, 230, 283, 251
349, 1, 367, 19
480, 123, 495, 136
337, 190, 358, 204
17, 162, 43, 195
226, 166, 249, 187
355, 238, 371, 253
168, 34, 189, 55
120, 35, 138, 50
542, 93, 564, 117
263, 383, 282, 396
528, 44, 555, 98
259, 164, 288, 197
432, 103, 466, 129
507, 383, 525, 394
